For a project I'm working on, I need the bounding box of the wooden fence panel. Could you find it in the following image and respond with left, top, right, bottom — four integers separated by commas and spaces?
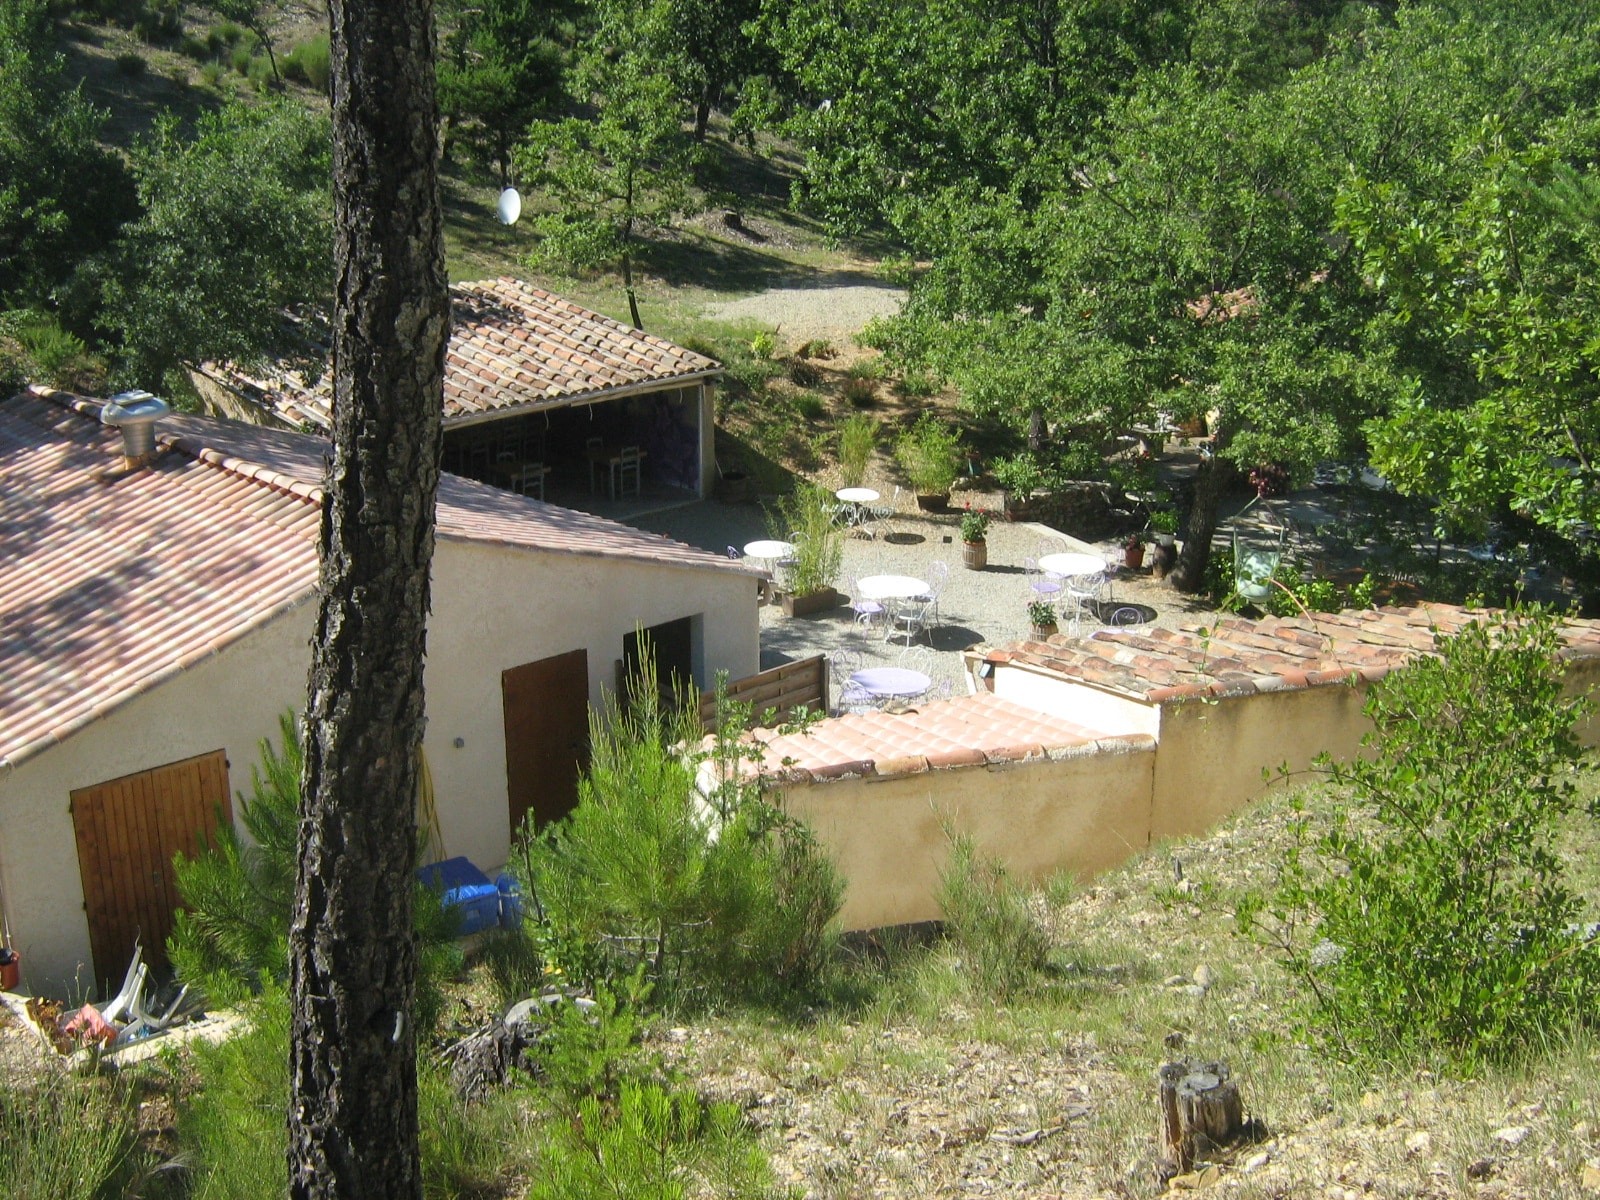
699, 656, 828, 730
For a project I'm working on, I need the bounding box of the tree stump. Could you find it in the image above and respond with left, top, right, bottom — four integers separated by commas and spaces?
1158, 1059, 1245, 1174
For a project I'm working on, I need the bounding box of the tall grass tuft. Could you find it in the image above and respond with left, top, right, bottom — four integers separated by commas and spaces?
0, 1072, 146, 1200
836, 413, 877, 486
937, 832, 1050, 998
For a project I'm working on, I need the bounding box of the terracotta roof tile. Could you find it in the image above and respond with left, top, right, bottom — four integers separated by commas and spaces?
1, 389, 756, 770
745, 693, 1143, 782
201, 278, 721, 432
981, 603, 1600, 701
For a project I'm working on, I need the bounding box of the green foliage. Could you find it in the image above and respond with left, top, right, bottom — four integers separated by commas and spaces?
1253, 609, 1600, 1066
894, 413, 962, 495
958, 507, 989, 542
767, 483, 842, 597
113, 51, 146, 75
280, 34, 330, 91
840, 374, 876, 407
438, 0, 568, 181
100, 98, 332, 387
0, 0, 136, 316
194, 0, 279, 81
748, 329, 778, 359
937, 832, 1050, 998
514, 663, 841, 1007
785, 357, 822, 387
895, 369, 938, 398
181, 988, 526, 1200
0, 1072, 146, 1199
516, 3, 707, 327
169, 712, 463, 1033
793, 391, 825, 420
1025, 599, 1056, 629
0, 309, 106, 391
990, 452, 1042, 498
835, 413, 876, 487
530, 1080, 782, 1200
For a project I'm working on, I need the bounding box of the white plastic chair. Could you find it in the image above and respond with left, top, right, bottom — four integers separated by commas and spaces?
915, 561, 951, 629
830, 647, 873, 714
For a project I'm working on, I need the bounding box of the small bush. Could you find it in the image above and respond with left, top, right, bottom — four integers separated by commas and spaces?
282, 34, 330, 91
677, 333, 721, 360
845, 358, 884, 382
0, 1072, 146, 1198
133, 0, 180, 42
114, 51, 146, 75
794, 392, 825, 420
786, 357, 823, 387
749, 329, 778, 360
836, 413, 877, 487
938, 832, 1050, 998
213, 21, 247, 47
841, 375, 877, 407
231, 44, 253, 75
1250, 608, 1599, 1066
796, 337, 836, 360
199, 61, 224, 87
515, 663, 841, 1007
178, 34, 209, 60
895, 413, 963, 495
767, 484, 844, 597
896, 369, 939, 398
246, 53, 273, 89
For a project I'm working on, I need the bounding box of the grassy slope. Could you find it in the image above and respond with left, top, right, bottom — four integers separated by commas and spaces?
656, 779, 1600, 1199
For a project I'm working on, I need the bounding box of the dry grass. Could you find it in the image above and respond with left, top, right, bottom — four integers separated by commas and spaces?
653, 777, 1600, 1198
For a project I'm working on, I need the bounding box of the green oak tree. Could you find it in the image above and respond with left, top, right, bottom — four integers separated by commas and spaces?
100, 99, 332, 389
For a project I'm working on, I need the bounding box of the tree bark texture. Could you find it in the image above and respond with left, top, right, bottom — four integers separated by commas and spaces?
1158, 1059, 1245, 1174
287, 0, 448, 1195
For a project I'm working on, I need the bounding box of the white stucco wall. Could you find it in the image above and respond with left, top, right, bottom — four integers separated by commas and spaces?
0, 602, 317, 997
422, 539, 760, 871
1, 540, 759, 997
986, 663, 1160, 737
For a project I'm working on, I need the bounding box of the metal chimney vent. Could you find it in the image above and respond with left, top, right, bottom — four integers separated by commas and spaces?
100, 390, 170, 465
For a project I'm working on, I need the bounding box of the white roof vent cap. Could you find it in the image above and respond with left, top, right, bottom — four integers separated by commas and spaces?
101, 390, 171, 460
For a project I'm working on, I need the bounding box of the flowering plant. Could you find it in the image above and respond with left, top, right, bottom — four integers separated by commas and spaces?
1027, 599, 1057, 627
960, 507, 991, 542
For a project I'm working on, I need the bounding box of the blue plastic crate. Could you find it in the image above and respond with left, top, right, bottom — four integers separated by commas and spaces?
416, 857, 501, 936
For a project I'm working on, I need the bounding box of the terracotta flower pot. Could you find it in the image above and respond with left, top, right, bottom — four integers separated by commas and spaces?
961, 539, 987, 570
1125, 543, 1145, 570
0, 949, 18, 992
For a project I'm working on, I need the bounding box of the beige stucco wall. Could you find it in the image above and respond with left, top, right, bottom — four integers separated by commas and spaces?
777, 737, 1156, 930
0, 602, 317, 997
423, 539, 760, 871
1, 541, 758, 997
1147, 682, 1372, 842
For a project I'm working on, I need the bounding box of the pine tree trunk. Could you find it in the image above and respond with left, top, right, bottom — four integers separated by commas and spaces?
286, 0, 448, 1196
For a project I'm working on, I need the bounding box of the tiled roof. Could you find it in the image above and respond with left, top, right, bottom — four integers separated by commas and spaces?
746, 692, 1153, 784
980, 604, 1600, 703
0, 390, 322, 771
1, 389, 756, 770
201, 277, 721, 432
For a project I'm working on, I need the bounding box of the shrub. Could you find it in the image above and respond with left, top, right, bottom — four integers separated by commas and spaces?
514, 663, 841, 1006
786, 357, 822, 387
246, 53, 273, 90
114, 51, 146, 75
990, 452, 1043, 497
796, 337, 836, 360
0, 1072, 146, 1198
231, 44, 253, 75
213, 21, 247, 48
168, 712, 463, 1033
199, 62, 223, 87
840, 374, 877, 407
767, 484, 843, 597
748, 329, 778, 360
282, 34, 330, 91
895, 414, 963, 495
937, 832, 1050, 998
793, 391, 825, 420
896, 369, 938, 398
531, 1081, 782, 1200
1249, 608, 1599, 1066
133, 0, 180, 42
836, 413, 877, 486
179, 34, 209, 60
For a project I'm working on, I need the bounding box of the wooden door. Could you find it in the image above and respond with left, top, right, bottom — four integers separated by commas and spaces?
502, 649, 590, 837
70, 749, 232, 991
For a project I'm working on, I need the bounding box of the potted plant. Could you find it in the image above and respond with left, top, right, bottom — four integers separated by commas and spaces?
959, 507, 991, 569
1027, 599, 1059, 640
895, 414, 962, 511
766, 485, 844, 617
1124, 533, 1146, 570
1148, 508, 1181, 547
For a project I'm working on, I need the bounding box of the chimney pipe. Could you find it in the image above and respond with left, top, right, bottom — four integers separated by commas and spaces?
100, 391, 171, 470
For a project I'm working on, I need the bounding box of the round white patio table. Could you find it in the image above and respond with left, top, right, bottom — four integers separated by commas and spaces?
850, 667, 932, 700
835, 486, 880, 504
856, 574, 930, 601
1038, 552, 1106, 579
743, 539, 795, 568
